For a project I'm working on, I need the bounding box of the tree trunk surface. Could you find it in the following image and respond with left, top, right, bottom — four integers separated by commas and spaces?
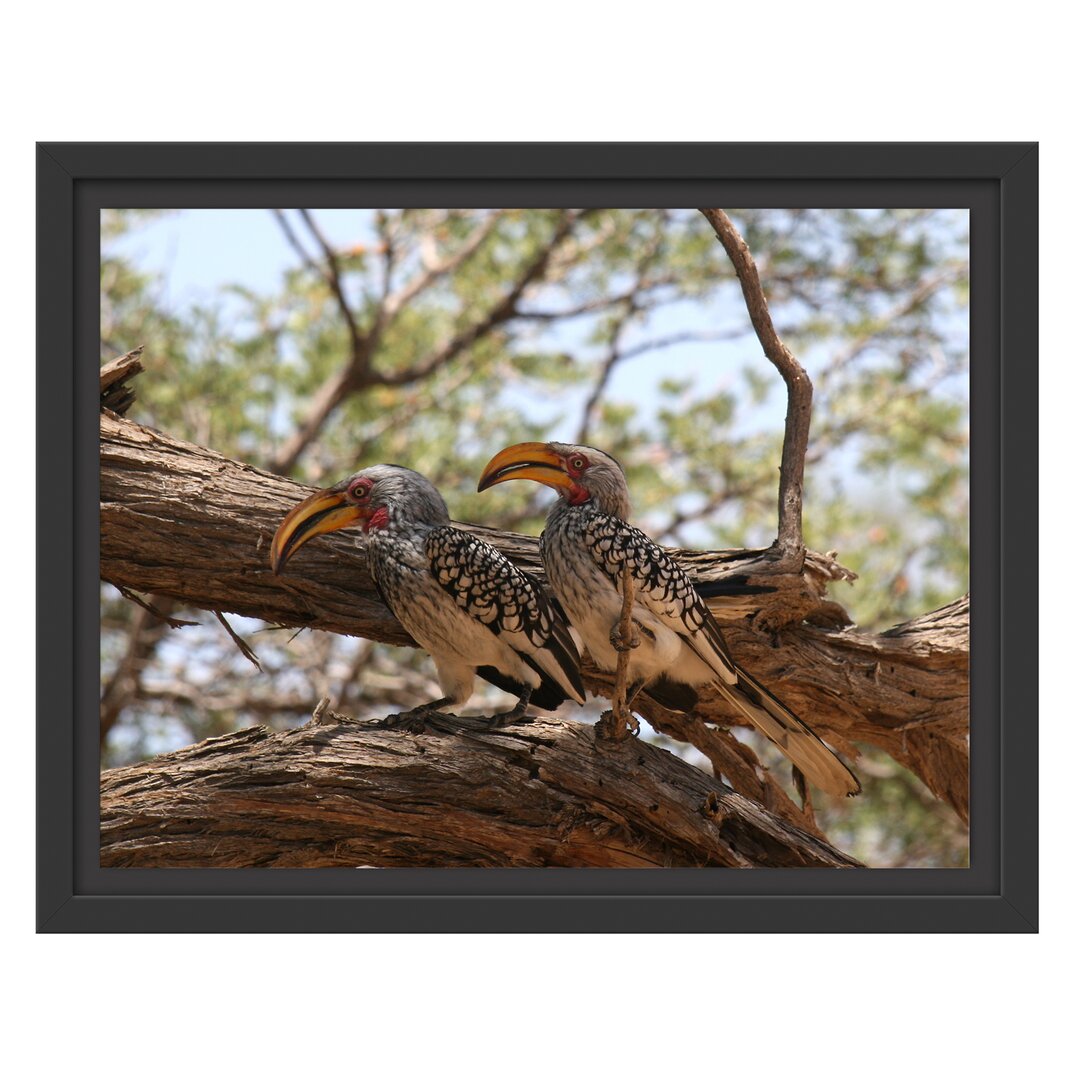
100, 708, 861, 869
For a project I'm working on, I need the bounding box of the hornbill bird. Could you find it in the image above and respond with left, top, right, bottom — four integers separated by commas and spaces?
270, 465, 586, 726
478, 442, 860, 797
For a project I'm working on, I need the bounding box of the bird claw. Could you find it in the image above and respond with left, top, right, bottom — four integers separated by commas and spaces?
372, 707, 458, 734
478, 708, 532, 729
372, 707, 530, 735
596, 708, 640, 742
609, 623, 641, 652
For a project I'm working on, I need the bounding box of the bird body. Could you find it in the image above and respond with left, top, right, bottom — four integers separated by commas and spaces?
479, 442, 860, 797
271, 465, 585, 721
542, 498, 737, 697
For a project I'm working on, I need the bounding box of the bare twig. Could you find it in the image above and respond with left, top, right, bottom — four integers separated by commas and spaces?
377, 209, 588, 389
596, 567, 640, 741
100, 599, 180, 745
575, 225, 667, 443
576, 303, 636, 443
273, 207, 366, 356
699, 208, 812, 565
818, 265, 965, 384
116, 586, 198, 629
267, 367, 357, 476
519, 280, 677, 321
214, 611, 262, 671
577, 325, 745, 443
269, 209, 586, 475
295, 209, 365, 354
656, 475, 769, 545
381, 210, 504, 321
272, 209, 322, 279
268, 209, 374, 475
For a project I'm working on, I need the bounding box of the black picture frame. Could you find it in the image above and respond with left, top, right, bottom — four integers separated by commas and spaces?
38, 142, 1037, 933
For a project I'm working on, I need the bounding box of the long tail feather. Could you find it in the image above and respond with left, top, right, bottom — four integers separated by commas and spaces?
714, 668, 861, 798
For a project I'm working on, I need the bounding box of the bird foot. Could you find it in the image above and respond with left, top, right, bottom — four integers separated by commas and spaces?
609, 622, 641, 653
596, 708, 640, 742
372, 706, 529, 735
372, 706, 460, 735
476, 706, 533, 729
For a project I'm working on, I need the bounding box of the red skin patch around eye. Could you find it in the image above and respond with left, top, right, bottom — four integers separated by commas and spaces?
563, 455, 590, 503
365, 506, 391, 531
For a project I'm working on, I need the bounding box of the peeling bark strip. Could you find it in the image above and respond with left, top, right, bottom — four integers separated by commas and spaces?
99, 347, 145, 415
100, 711, 860, 868
99, 407, 969, 823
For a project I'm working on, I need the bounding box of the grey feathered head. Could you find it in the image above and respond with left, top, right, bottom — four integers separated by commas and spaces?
270, 463, 449, 572
478, 441, 632, 520
333, 464, 451, 530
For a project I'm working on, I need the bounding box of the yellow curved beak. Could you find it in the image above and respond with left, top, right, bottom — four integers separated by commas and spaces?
477, 442, 573, 494
270, 489, 365, 574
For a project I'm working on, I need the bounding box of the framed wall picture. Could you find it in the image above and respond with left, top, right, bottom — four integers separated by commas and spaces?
37, 142, 1036, 931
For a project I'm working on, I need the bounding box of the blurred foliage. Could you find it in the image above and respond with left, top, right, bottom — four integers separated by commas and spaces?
100, 206, 969, 866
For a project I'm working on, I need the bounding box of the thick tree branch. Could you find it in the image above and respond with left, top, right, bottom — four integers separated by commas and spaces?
699, 209, 813, 565
99, 405, 969, 821
100, 708, 860, 868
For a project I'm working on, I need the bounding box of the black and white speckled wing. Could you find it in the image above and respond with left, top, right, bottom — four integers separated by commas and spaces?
577, 512, 739, 685
573, 512, 860, 797
426, 526, 586, 705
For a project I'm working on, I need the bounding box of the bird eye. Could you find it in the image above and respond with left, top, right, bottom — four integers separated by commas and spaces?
569, 455, 587, 473
349, 481, 371, 501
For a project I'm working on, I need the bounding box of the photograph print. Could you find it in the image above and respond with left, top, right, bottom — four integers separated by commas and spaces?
99, 206, 969, 869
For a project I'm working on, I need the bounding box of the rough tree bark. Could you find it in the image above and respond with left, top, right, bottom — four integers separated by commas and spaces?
100, 370, 969, 863
100, 708, 860, 868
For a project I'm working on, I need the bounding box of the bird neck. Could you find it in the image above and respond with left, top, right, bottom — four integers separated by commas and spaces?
366, 506, 444, 540
549, 488, 630, 524
588, 479, 632, 520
